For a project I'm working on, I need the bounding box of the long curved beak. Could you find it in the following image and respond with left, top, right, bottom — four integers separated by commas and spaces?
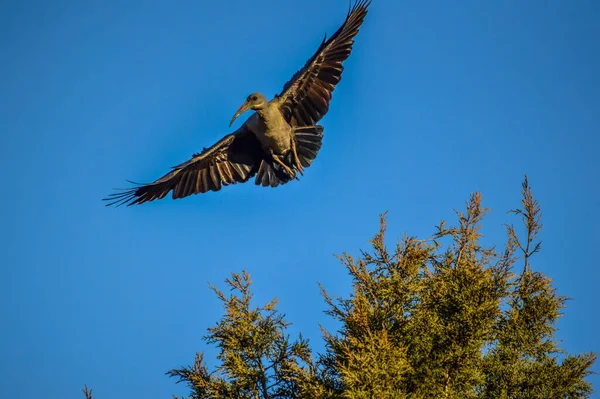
229, 101, 252, 127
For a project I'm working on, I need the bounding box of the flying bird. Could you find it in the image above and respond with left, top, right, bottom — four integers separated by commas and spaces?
104, 0, 370, 206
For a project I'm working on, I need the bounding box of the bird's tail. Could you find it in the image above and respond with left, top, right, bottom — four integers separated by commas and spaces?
254, 125, 324, 188
292, 125, 324, 168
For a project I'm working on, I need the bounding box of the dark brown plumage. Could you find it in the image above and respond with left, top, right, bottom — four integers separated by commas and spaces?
104, 0, 369, 207
277, 0, 371, 126
105, 126, 324, 206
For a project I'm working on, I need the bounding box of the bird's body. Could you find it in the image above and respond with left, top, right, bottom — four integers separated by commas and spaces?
248, 101, 292, 156
105, 0, 371, 206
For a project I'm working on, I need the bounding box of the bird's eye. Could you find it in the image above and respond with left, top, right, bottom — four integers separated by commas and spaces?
252, 95, 258, 101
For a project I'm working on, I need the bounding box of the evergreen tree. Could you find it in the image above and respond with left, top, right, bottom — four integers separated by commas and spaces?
168, 271, 316, 399
84, 177, 596, 398
316, 177, 596, 398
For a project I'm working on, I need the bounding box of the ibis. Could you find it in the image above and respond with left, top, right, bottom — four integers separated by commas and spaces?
105, 0, 370, 206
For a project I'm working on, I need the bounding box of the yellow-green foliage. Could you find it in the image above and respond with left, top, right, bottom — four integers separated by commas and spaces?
167, 178, 596, 399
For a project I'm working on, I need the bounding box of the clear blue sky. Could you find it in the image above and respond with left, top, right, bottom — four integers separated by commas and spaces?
1, 0, 599, 397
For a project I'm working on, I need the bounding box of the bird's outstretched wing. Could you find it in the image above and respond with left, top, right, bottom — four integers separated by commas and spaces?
104, 128, 264, 206
276, 0, 370, 126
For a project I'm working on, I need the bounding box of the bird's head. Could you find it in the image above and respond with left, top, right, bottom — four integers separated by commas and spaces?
229, 92, 268, 127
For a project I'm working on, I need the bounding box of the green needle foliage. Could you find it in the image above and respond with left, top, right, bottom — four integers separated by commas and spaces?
316, 177, 595, 399
167, 271, 316, 399
166, 177, 595, 398
84, 177, 596, 398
